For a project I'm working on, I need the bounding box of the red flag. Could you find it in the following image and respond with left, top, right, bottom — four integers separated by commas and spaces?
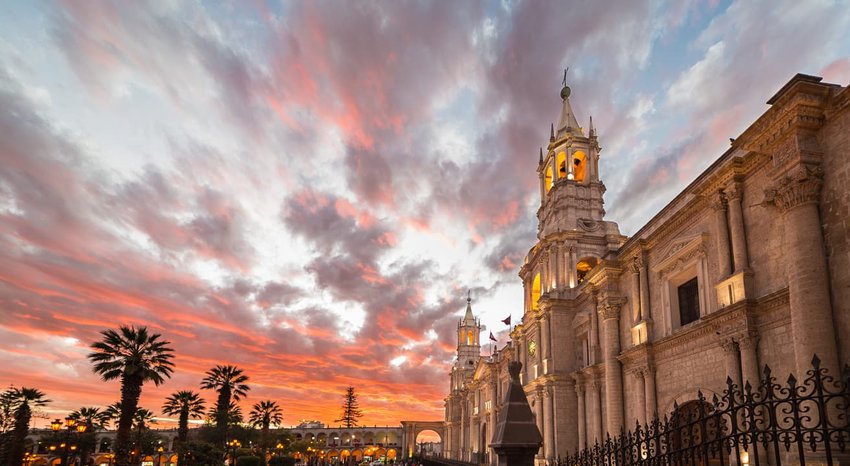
501, 315, 511, 326
489, 331, 497, 342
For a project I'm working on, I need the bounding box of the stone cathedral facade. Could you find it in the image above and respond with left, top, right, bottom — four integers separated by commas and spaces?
443, 73, 850, 465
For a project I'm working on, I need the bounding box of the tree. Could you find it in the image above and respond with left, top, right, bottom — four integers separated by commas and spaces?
69, 407, 107, 466
2, 387, 50, 466
162, 391, 205, 465
334, 387, 362, 428
248, 401, 283, 466
200, 365, 249, 446
88, 326, 175, 466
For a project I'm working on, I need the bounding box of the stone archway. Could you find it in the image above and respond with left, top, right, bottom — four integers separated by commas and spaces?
400, 421, 445, 459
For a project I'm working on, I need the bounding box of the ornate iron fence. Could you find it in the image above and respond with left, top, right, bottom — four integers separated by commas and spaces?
562, 356, 850, 466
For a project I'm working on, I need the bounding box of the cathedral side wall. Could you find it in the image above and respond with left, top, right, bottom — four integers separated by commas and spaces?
742, 163, 789, 297
653, 336, 727, 416
754, 304, 795, 381
819, 99, 850, 368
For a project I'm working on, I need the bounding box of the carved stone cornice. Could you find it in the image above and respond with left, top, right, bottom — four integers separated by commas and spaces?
764, 164, 823, 212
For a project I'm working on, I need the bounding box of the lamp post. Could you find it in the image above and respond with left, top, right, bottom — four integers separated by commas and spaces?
228, 439, 241, 466
156, 446, 164, 466
275, 443, 284, 459
51, 417, 88, 466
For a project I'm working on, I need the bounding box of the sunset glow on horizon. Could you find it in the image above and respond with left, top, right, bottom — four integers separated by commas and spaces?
2, 1, 850, 429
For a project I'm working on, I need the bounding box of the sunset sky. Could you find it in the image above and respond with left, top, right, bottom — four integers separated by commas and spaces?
2, 0, 850, 430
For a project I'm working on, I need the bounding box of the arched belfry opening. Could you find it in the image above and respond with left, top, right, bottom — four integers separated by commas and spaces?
466, 330, 474, 345
573, 150, 587, 182
545, 165, 553, 192
531, 273, 541, 310
576, 257, 598, 285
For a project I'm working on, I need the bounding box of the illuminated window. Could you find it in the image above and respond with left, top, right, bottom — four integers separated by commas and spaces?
544, 166, 553, 192
576, 257, 597, 285
573, 150, 586, 182
467, 331, 474, 345
557, 151, 567, 178
531, 273, 541, 310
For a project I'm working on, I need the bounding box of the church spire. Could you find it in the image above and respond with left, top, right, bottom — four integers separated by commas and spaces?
463, 290, 476, 325
555, 68, 581, 138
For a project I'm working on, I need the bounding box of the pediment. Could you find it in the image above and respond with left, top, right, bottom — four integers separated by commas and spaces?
653, 233, 708, 272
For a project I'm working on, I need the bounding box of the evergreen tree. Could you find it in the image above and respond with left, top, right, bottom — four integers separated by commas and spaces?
333, 387, 362, 428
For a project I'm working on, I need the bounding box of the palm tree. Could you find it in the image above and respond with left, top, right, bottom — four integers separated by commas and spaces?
205, 401, 243, 427
200, 365, 249, 445
3, 387, 49, 466
248, 401, 283, 466
69, 407, 106, 466
162, 391, 205, 465
88, 326, 174, 466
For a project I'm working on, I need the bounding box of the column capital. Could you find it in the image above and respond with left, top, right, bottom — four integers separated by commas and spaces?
764, 164, 823, 212
719, 337, 739, 353
709, 190, 728, 211
725, 181, 745, 201
737, 332, 759, 350
597, 296, 625, 320
629, 255, 643, 274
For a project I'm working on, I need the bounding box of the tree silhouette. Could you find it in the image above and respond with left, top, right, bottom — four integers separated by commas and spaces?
334, 387, 362, 428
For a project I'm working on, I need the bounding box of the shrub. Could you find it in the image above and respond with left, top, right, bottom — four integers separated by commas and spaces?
236, 455, 262, 466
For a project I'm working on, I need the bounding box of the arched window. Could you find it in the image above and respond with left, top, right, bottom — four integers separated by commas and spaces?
556, 151, 567, 179
576, 257, 597, 285
573, 150, 587, 182
467, 330, 474, 345
531, 273, 541, 310
544, 166, 553, 192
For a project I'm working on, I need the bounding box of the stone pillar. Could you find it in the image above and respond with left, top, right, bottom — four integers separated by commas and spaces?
460, 398, 466, 460
539, 172, 545, 202
556, 380, 578, 457
712, 191, 732, 277
634, 370, 647, 426
600, 298, 625, 435
549, 247, 557, 291
768, 166, 840, 377
644, 366, 657, 421
639, 256, 650, 322
721, 338, 743, 392
738, 334, 760, 389
589, 293, 600, 365
541, 315, 551, 375
630, 259, 641, 322
590, 381, 602, 445
575, 383, 586, 450
726, 182, 750, 272
543, 388, 555, 461
569, 247, 577, 288
535, 391, 544, 458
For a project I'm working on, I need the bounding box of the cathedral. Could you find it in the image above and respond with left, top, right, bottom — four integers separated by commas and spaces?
442, 73, 850, 465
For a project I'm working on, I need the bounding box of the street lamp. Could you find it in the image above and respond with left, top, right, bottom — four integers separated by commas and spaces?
50, 418, 88, 466
156, 445, 164, 466
228, 439, 242, 466
275, 443, 284, 459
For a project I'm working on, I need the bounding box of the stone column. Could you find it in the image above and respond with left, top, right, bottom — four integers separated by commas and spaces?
589, 293, 600, 365
639, 256, 650, 321
599, 298, 625, 435
556, 381, 578, 456
630, 259, 641, 322
569, 247, 577, 288
539, 172, 545, 201
738, 334, 760, 389
541, 315, 551, 375
535, 390, 544, 458
644, 366, 657, 421
634, 370, 647, 426
575, 383, 586, 450
768, 166, 839, 377
460, 397, 466, 460
590, 381, 603, 445
721, 338, 743, 392
712, 191, 732, 277
726, 182, 750, 272
549, 247, 557, 291
543, 387, 555, 460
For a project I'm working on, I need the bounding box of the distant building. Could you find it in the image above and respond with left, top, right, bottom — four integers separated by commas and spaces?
295, 420, 326, 429
444, 73, 850, 465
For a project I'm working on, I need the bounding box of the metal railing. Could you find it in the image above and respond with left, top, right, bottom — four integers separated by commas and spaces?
561, 356, 850, 466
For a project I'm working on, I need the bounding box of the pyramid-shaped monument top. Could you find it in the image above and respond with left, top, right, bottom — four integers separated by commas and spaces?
462, 291, 476, 325
556, 70, 581, 138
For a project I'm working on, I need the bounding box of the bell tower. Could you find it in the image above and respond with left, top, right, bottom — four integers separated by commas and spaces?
536, 75, 609, 239
450, 292, 481, 391
520, 74, 624, 311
